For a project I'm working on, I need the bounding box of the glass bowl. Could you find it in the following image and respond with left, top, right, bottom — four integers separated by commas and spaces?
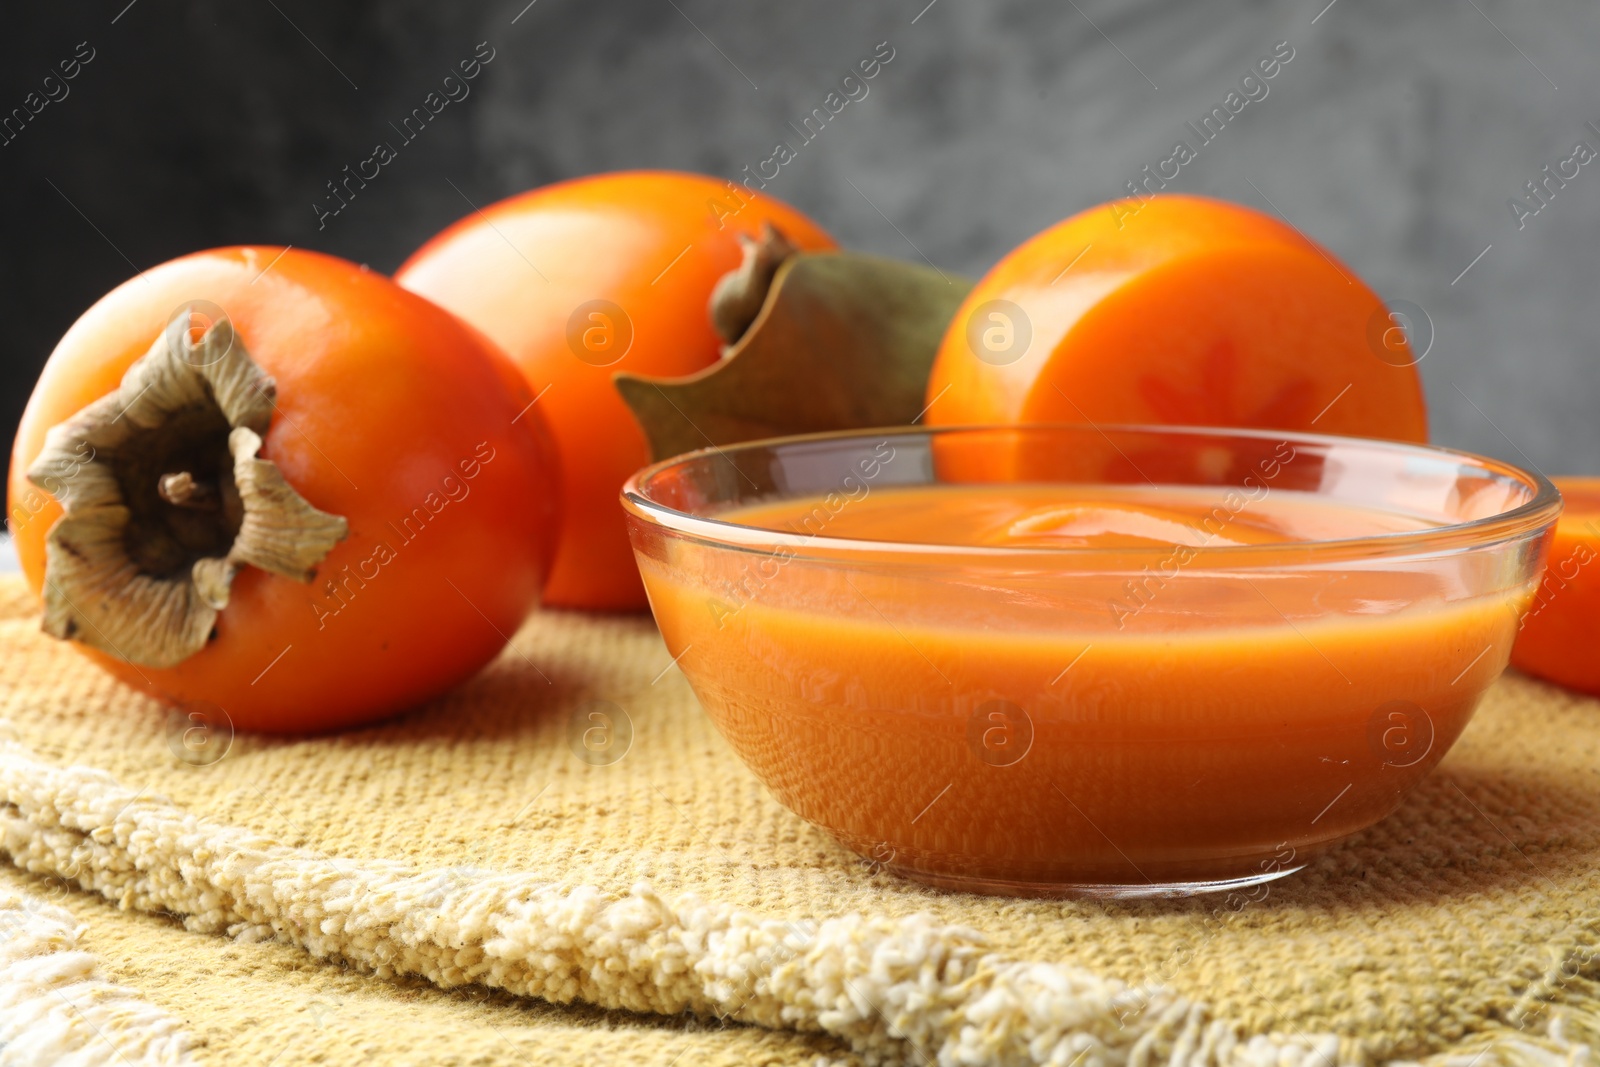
621, 425, 1559, 898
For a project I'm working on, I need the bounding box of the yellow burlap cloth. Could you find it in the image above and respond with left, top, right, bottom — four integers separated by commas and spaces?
0, 573, 1597, 1066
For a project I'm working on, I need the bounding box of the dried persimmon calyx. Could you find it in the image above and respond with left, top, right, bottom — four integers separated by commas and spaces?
25, 306, 348, 669
618, 251, 974, 462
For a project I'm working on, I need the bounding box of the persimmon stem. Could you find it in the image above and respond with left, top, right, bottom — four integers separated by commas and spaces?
709, 222, 798, 347
158, 471, 218, 509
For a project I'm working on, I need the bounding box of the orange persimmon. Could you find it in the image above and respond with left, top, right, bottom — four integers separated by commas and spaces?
7, 247, 560, 733
924, 195, 1428, 447
1511, 477, 1600, 695
395, 170, 836, 611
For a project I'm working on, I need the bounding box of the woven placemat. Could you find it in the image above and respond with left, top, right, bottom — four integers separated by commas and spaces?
0, 573, 1596, 1067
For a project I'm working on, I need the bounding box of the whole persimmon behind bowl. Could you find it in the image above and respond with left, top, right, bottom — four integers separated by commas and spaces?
8, 247, 560, 733
924, 195, 1430, 449
395, 170, 836, 611
623, 425, 1556, 896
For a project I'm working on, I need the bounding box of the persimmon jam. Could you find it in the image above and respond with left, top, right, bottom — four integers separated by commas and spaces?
637, 483, 1531, 894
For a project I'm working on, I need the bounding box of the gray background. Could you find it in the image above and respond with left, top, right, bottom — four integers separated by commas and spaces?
2, 0, 1597, 524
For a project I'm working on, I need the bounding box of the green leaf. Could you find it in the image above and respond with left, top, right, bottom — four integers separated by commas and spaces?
615, 251, 973, 462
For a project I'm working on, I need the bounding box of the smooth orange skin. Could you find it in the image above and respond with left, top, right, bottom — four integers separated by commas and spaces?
7, 248, 560, 733
925, 195, 1429, 447
1512, 477, 1600, 694
395, 170, 836, 611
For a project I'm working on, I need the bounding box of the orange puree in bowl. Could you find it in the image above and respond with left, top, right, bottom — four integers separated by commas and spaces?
733, 484, 1438, 549
640, 484, 1526, 891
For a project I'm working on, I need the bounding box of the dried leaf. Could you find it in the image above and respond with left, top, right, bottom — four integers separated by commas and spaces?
615, 252, 973, 462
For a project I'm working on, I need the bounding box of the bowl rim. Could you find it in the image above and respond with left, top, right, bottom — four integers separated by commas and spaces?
619, 423, 1563, 563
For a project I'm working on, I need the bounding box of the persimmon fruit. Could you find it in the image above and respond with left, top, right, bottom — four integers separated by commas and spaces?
7, 247, 560, 733
1511, 477, 1600, 695
395, 170, 836, 611
924, 195, 1429, 451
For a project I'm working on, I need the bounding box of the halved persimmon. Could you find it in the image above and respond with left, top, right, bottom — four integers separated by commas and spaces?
1511, 477, 1600, 695
923, 195, 1428, 455
396, 170, 836, 610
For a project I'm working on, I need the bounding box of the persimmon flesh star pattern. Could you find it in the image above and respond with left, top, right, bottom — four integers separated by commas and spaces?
924, 194, 1428, 445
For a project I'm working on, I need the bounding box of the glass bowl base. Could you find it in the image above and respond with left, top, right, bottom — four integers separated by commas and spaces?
884, 861, 1307, 899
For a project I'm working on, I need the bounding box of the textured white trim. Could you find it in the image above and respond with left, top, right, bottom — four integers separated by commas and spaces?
0, 885, 198, 1066
0, 735, 1594, 1067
